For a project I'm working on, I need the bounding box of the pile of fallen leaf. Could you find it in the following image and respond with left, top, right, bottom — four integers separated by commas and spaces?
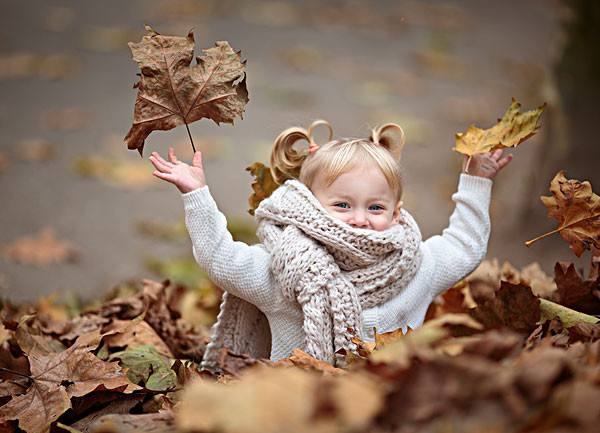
2, 26, 600, 433
1, 250, 599, 433
2, 166, 599, 433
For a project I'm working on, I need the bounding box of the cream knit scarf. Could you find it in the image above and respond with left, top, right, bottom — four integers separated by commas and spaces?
201, 180, 422, 370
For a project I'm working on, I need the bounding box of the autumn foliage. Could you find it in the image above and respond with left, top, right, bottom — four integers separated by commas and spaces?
2, 27, 599, 433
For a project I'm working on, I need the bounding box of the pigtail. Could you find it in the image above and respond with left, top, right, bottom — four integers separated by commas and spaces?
370, 123, 405, 160
270, 120, 333, 184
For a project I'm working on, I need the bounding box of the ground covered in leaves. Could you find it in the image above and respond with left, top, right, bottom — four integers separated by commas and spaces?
1, 252, 599, 433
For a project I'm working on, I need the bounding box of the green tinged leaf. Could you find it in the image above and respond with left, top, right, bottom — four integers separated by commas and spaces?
109, 344, 177, 391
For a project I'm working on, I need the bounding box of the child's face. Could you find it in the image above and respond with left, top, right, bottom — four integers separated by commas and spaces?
311, 162, 402, 231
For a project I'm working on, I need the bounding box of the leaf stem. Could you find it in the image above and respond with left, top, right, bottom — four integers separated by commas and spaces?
524, 227, 562, 247
185, 123, 196, 153
464, 155, 472, 174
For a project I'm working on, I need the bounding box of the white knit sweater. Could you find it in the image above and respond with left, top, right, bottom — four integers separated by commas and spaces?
182, 173, 492, 361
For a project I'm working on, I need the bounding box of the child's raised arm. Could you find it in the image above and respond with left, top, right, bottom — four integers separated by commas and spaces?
424, 149, 513, 298
149, 148, 278, 312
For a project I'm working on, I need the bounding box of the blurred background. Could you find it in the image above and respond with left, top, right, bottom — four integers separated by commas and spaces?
0, 0, 598, 302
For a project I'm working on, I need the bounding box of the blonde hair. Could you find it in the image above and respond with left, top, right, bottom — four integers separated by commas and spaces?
270, 120, 405, 201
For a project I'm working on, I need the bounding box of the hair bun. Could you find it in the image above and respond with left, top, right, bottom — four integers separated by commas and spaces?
370, 123, 405, 160
269, 119, 334, 184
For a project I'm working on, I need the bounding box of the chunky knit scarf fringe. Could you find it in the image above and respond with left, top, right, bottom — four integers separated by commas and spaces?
201, 180, 422, 370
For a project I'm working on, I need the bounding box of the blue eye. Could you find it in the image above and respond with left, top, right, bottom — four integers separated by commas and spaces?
334, 202, 350, 209
369, 204, 384, 211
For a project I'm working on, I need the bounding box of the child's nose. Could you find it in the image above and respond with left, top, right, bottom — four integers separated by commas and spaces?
350, 211, 369, 228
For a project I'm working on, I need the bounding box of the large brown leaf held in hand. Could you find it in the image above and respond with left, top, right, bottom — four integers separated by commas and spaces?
124, 25, 249, 156
526, 171, 600, 256
453, 98, 545, 156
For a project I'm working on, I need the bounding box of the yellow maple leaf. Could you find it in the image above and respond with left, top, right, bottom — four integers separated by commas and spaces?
453, 98, 545, 157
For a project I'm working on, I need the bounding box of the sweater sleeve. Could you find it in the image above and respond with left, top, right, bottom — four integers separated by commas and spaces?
181, 186, 279, 312
423, 173, 493, 299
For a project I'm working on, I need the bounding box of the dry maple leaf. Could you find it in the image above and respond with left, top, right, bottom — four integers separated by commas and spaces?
525, 171, 600, 256
0, 381, 70, 433
0, 329, 138, 433
453, 97, 545, 157
246, 162, 279, 215
124, 25, 248, 157
1, 228, 78, 267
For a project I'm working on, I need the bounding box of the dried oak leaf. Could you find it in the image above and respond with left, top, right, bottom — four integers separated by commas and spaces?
124, 25, 248, 157
246, 162, 279, 215
526, 171, 600, 256
453, 98, 545, 157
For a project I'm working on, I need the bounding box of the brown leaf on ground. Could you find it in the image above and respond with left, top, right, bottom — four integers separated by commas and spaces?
141, 280, 208, 362
495, 281, 541, 334
469, 281, 540, 334
527, 171, 600, 256
567, 322, 600, 343
280, 348, 346, 376
88, 410, 175, 433
27, 330, 139, 398
246, 162, 279, 215
124, 26, 248, 156
177, 366, 382, 433
454, 98, 545, 157
554, 261, 600, 314
0, 382, 70, 433
69, 394, 145, 433
103, 319, 174, 358
1, 228, 78, 267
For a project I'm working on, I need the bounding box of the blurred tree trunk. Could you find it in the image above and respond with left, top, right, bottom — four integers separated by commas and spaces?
523, 0, 600, 223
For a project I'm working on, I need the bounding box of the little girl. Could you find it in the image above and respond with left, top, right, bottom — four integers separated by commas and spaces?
148, 120, 512, 368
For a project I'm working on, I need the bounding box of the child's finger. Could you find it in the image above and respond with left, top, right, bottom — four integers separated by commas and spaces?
151, 151, 175, 168
491, 149, 503, 160
168, 147, 179, 164
152, 170, 177, 182
192, 150, 203, 168
149, 155, 173, 173
497, 154, 513, 170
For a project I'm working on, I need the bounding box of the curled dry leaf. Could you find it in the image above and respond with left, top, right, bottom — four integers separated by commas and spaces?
246, 162, 279, 215
526, 171, 600, 256
453, 98, 545, 157
1, 227, 78, 267
124, 25, 248, 156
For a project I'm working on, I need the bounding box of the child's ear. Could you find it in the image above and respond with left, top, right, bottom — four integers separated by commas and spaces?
392, 200, 403, 224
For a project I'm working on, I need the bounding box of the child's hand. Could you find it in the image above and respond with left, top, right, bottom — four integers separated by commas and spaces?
462, 149, 513, 179
149, 147, 206, 194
